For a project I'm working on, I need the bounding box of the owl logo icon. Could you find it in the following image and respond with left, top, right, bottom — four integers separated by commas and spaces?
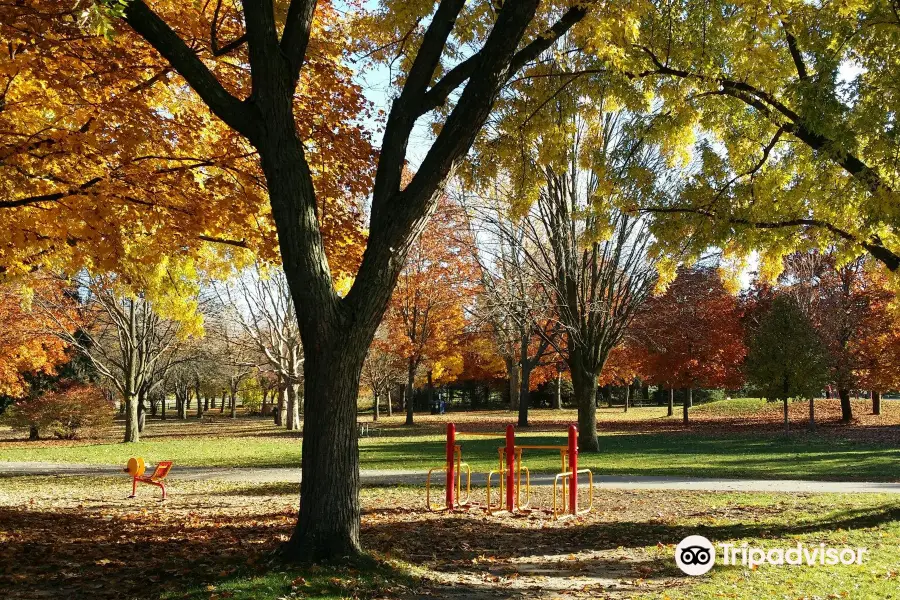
675, 535, 715, 576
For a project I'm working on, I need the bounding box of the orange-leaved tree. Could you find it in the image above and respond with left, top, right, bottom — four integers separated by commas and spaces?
0, 0, 372, 279
634, 267, 746, 422
388, 197, 479, 425
0, 277, 72, 399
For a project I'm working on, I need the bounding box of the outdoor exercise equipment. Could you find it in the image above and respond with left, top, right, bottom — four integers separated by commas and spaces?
125, 457, 173, 500
426, 423, 593, 519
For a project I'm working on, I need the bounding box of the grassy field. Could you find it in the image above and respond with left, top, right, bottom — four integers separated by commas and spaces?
1, 476, 898, 599
2, 399, 899, 481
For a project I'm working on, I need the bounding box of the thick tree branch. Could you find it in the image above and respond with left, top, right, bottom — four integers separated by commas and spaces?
631, 45, 892, 196
781, 21, 809, 80
280, 0, 318, 79
640, 205, 900, 271
123, 0, 254, 136
418, 4, 589, 116
371, 0, 467, 203
0, 177, 102, 208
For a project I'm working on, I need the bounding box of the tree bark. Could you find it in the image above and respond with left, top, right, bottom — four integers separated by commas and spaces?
137, 394, 146, 433
386, 388, 393, 417
29, 424, 39, 440
623, 384, 630, 413
275, 382, 286, 427
196, 381, 204, 419
570, 363, 599, 452
220, 390, 226, 413
518, 361, 532, 427
230, 388, 238, 418
682, 388, 691, 424
809, 397, 815, 430
505, 356, 520, 411
160, 393, 166, 420
284, 336, 366, 562
286, 383, 301, 430
667, 388, 674, 417
872, 390, 881, 415
124, 391, 140, 443
555, 371, 563, 409
405, 358, 416, 425
373, 390, 379, 422
783, 397, 789, 431
838, 388, 853, 422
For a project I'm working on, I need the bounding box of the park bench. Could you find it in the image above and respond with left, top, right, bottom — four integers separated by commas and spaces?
125, 457, 173, 500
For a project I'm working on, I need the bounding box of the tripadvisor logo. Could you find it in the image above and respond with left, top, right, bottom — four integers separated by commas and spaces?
675, 536, 868, 576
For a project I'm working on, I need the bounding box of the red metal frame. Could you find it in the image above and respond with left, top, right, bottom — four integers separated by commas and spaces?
445, 423, 456, 508
129, 461, 173, 500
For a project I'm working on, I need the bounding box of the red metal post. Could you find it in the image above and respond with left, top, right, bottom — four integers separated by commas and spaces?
505, 424, 515, 511
446, 423, 456, 509
568, 424, 577, 514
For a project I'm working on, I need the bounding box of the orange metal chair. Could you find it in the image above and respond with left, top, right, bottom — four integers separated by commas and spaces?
126, 457, 173, 500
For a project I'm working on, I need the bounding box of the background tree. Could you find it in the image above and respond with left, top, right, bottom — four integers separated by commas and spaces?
780, 252, 874, 422
851, 271, 900, 415
634, 267, 746, 423
467, 190, 560, 425
361, 325, 406, 421
38, 270, 202, 442
218, 266, 304, 427
389, 198, 478, 425
1, 382, 114, 440
745, 295, 829, 429
0, 277, 71, 401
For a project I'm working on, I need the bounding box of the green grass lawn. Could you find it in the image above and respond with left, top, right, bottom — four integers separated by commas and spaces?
2, 426, 899, 481
2, 400, 898, 481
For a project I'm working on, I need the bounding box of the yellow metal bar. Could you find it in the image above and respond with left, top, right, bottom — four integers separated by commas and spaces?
457, 462, 472, 506
486, 469, 508, 515
551, 469, 594, 519
426, 466, 446, 511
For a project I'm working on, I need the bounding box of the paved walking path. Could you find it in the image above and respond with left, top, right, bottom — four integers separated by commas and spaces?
2, 461, 899, 493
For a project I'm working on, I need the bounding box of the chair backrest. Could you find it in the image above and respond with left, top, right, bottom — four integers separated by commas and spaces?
150, 461, 173, 480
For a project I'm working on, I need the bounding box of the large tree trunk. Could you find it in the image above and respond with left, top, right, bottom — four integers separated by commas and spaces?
124, 391, 140, 443
220, 390, 226, 413
284, 336, 367, 562
809, 397, 815, 430
667, 388, 674, 417
230, 388, 238, 418
570, 362, 599, 452
29, 424, 39, 440
838, 388, 853, 422
405, 358, 416, 426
623, 384, 630, 413
682, 388, 691, 424
872, 390, 881, 415
373, 390, 379, 422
